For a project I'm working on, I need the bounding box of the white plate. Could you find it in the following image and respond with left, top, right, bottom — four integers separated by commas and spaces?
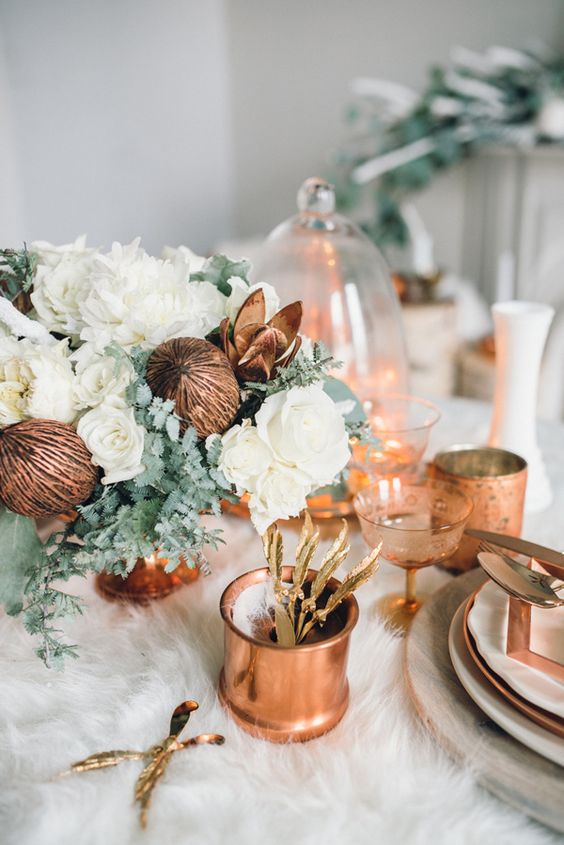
449, 600, 564, 767
467, 579, 564, 718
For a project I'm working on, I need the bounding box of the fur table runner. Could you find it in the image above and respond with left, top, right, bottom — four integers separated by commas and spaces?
1, 399, 562, 845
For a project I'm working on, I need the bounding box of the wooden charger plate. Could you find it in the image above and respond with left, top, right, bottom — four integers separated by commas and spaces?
464, 589, 564, 739
405, 569, 564, 834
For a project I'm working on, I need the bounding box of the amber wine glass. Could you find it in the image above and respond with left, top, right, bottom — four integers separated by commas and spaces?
354, 478, 473, 631
348, 394, 440, 495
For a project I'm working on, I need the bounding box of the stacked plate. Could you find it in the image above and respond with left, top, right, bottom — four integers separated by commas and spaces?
448, 578, 564, 767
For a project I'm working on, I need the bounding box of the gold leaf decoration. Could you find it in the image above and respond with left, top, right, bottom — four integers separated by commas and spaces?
134, 737, 179, 828
59, 699, 225, 829
63, 749, 147, 775
261, 517, 381, 645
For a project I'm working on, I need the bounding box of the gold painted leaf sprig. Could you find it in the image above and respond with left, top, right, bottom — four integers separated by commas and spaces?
59, 700, 224, 828
262, 514, 381, 647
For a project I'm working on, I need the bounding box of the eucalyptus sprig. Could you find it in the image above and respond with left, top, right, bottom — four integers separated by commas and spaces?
0, 245, 36, 308
262, 514, 381, 647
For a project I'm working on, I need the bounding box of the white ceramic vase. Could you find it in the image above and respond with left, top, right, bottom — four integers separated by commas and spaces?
488, 301, 554, 513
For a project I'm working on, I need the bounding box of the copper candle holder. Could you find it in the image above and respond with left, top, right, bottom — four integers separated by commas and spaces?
218, 566, 359, 743
431, 445, 527, 573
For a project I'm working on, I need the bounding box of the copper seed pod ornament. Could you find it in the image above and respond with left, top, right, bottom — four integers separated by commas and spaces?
146, 337, 240, 438
0, 419, 98, 518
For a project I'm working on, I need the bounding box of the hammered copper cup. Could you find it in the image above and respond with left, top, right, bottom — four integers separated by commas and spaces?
431, 445, 527, 573
218, 566, 359, 743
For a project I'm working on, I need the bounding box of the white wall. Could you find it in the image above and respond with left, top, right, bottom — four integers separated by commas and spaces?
226, 0, 564, 272
0, 0, 232, 254
1, 0, 563, 269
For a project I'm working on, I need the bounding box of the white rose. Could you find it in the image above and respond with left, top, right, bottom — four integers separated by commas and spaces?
30, 236, 96, 334
0, 337, 77, 425
72, 343, 133, 409
224, 277, 280, 323
161, 245, 207, 274
255, 384, 350, 486
80, 240, 226, 350
77, 399, 145, 485
217, 419, 273, 494
249, 462, 311, 534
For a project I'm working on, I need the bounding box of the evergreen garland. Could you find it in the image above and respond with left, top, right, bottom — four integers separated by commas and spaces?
333, 45, 564, 250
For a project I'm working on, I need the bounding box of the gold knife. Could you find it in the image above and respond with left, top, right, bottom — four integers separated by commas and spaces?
465, 528, 564, 567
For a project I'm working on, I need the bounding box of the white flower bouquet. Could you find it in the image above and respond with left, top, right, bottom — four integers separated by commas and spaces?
0, 239, 363, 665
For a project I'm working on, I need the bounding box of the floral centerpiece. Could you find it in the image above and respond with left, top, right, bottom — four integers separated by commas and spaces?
0, 238, 362, 666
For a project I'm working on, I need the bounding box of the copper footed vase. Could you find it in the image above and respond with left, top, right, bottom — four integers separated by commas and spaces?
96, 551, 199, 604
218, 566, 359, 743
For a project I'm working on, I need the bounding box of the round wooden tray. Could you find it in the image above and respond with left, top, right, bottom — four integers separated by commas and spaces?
405, 569, 564, 833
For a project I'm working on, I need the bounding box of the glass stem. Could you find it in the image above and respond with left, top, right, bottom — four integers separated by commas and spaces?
405, 568, 417, 609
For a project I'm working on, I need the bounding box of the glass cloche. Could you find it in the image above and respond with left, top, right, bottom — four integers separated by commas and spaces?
253, 178, 408, 398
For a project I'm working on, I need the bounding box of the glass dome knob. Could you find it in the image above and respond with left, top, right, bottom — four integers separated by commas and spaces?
297, 178, 336, 216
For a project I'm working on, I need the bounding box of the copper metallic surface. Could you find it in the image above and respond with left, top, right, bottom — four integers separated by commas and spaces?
466, 528, 564, 569
477, 548, 564, 608
218, 566, 359, 742
463, 591, 564, 738
475, 539, 564, 683
96, 551, 199, 604
432, 446, 527, 573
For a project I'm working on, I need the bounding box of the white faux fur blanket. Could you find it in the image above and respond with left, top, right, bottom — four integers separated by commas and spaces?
1, 399, 563, 845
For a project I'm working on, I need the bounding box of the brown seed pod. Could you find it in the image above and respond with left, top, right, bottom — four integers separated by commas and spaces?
0, 419, 98, 518
145, 337, 240, 438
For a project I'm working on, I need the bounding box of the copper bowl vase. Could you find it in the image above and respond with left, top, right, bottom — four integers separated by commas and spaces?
96, 551, 199, 604
219, 566, 359, 743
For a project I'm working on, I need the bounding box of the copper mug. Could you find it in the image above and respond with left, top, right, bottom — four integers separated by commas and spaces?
219, 566, 359, 743
431, 445, 527, 573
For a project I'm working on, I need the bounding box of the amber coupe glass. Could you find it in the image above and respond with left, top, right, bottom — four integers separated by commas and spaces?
354, 479, 472, 631
348, 394, 440, 494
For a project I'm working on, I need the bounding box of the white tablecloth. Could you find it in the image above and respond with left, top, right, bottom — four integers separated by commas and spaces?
1, 398, 563, 845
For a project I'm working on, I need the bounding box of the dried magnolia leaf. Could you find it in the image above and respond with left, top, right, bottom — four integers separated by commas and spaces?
219, 318, 238, 367
268, 301, 302, 348
273, 334, 302, 374
274, 603, 296, 647
233, 289, 266, 337
234, 322, 264, 356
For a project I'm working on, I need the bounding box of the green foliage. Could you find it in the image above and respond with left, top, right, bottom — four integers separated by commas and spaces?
1, 336, 340, 667
334, 46, 564, 251
0, 245, 37, 304
245, 342, 337, 398
190, 254, 252, 296
237, 342, 338, 424
0, 509, 42, 615
13, 348, 233, 667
